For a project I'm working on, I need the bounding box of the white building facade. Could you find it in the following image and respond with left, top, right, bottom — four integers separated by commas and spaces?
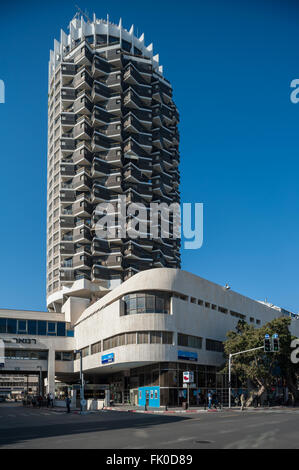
1, 268, 298, 407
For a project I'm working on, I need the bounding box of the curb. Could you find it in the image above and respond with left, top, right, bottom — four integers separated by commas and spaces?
102, 407, 220, 414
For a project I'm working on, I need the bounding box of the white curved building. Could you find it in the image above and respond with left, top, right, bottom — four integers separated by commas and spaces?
1, 268, 298, 407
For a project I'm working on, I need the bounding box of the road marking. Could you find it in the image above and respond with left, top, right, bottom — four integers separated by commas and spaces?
246, 420, 282, 428
122, 436, 196, 449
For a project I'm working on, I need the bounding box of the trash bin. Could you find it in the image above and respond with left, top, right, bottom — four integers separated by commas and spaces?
182, 401, 188, 410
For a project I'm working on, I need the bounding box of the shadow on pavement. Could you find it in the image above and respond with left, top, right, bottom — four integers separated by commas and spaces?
0, 408, 190, 448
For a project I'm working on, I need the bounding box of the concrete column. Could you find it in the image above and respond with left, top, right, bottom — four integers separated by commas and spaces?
70, 389, 76, 408
47, 348, 55, 395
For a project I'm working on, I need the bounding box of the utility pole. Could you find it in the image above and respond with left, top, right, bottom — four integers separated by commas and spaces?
36, 366, 42, 396
228, 346, 264, 408
74, 349, 85, 413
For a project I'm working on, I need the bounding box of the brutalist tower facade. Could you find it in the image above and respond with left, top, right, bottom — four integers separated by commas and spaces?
47, 15, 180, 311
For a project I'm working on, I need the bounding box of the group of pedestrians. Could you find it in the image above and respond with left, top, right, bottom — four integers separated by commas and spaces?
22, 392, 72, 413
22, 392, 55, 408
207, 391, 222, 409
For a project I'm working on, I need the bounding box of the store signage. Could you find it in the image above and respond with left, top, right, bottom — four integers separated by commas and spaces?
101, 353, 114, 365
183, 371, 194, 383
13, 338, 37, 345
178, 350, 198, 362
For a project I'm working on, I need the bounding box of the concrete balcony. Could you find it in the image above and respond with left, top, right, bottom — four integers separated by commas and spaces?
72, 253, 92, 269
73, 173, 92, 191
91, 159, 112, 177
73, 198, 93, 217
73, 226, 92, 243
60, 216, 75, 229
92, 56, 111, 78
61, 88, 76, 103
60, 190, 76, 203
73, 69, 93, 90
60, 138, 76, 155
73, 121, 93, 140
73, 146, 93, 165
60, 163, 76, 178
73, 94, 93, 115
60, 243, 75, 255
61, 113, 76, 128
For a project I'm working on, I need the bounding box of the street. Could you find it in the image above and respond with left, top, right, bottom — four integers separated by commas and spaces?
0, 402, 298, 449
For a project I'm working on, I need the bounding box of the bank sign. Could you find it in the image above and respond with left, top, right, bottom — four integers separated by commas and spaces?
101, 353, 115, 365
183, 371, 194, 383
178, 350, 198, 362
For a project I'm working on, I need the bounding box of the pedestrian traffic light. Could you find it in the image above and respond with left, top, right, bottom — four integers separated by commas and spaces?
272, 334, 280, 352
264, 334, 271, 352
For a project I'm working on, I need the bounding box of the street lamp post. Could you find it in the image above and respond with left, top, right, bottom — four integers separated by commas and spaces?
228, 346, 264, 408
36, 366, 42, 396
74, 349, 85, 412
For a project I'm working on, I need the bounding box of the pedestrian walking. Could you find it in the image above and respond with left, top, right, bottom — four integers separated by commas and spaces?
46, 393, 50, 408
240, 393, 246, 411
66, 395, 71, 413
38, 395, 42, 408
49, 392, 54, 407
208, 391, 212, 409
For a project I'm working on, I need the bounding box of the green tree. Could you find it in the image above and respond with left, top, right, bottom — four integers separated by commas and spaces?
222, 317, 298, 405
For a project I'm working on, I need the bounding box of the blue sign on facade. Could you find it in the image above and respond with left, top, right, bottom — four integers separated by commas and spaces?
101, 353, 114, 364
178, 350, 198, 362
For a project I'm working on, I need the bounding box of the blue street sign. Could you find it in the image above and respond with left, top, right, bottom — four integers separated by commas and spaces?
273, 333, 278, 338
265, 334, 270, 338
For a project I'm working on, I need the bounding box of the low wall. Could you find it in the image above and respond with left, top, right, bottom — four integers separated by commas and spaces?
54, 400, 67, 408
87, 399, 105, 410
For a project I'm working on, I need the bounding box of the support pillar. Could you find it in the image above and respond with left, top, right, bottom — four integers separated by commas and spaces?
47, 348, 55, 396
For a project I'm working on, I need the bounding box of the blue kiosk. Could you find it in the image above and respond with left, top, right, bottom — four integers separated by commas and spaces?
138, 386, 160, 408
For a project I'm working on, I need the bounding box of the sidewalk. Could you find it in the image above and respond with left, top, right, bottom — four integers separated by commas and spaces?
101, 405, 299, 415
44, 404, 299, 415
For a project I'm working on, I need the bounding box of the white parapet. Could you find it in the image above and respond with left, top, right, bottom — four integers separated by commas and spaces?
49, 14, 162, 84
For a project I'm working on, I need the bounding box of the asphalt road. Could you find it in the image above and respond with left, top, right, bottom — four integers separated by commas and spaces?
0, 402, 298, 449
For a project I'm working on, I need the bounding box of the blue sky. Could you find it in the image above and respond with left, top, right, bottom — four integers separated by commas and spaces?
0, 0, 299, 312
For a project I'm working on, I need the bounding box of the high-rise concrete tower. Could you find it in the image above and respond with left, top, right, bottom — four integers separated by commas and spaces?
47, 14, 180, 312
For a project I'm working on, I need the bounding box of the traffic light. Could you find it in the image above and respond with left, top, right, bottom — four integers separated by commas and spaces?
264, 334, 271, 352
272, 334, 280, 352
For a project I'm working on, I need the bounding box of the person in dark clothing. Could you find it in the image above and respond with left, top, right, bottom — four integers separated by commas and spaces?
46, 394, 50, 408
66, 395, 71, 413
